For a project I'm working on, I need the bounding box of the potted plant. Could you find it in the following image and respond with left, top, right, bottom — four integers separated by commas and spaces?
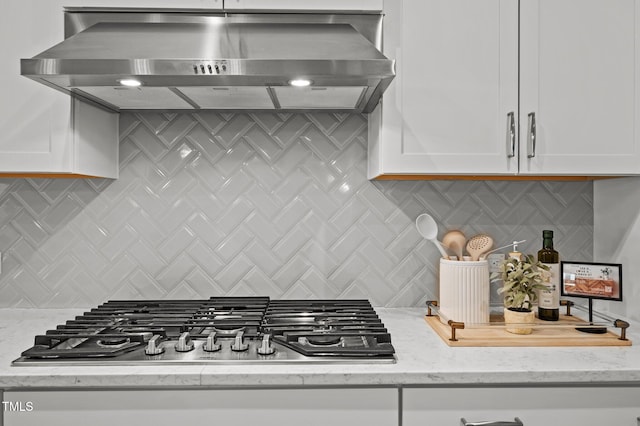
492, 254, 549, 334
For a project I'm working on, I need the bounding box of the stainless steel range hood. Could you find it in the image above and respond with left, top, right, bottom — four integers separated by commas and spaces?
21, 12, 395, 113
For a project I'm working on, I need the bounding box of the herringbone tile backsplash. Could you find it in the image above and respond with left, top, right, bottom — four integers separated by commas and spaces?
0, 112, 593, 307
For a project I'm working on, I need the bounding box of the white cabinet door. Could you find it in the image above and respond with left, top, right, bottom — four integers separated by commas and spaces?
1, 0, 70, 173
4, 388, 398, 426
519, 0, 640, 175
370, 0, 640, 179
0, 0, 118, 177
368, 0, 518, 178
404, 387, 640, 426
223, 0, 382, 11
66, 0, 222, 8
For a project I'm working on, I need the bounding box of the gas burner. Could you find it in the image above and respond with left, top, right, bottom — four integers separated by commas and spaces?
299, 335, 343, 347
97, 337, 131, 347
199, 326, 246, 336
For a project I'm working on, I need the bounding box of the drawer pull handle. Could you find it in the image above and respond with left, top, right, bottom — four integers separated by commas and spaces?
461, 418, 523, 426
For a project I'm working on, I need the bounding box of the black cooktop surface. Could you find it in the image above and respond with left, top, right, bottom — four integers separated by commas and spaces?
14, 297, 396, 365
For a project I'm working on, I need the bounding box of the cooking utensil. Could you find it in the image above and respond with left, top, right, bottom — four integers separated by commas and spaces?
466, 234, 494, 261
442, 230, 466, 260
415, 213, 449, 259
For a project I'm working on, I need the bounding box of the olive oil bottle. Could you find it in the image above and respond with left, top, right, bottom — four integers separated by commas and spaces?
537, 230, 560, 321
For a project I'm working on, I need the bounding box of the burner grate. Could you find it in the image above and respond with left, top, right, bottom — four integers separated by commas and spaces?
15, 297, 395, 363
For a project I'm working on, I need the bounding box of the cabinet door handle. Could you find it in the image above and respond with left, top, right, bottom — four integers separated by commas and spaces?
527, 112, 536, 158
506, 112, 516, 158
460, 418, 524, 426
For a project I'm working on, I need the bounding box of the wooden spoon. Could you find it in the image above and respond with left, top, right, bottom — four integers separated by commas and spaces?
442, 230, 466, 260
466, 234, 494, 261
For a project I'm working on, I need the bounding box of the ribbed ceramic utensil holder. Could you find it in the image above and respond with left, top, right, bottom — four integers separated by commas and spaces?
439, 258, 490, 324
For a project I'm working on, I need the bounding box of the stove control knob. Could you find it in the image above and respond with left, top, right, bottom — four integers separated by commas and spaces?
144, 334, 165, 356
257, 334, 275, 356
203, 332, 221, 352
231, 330, 249, 352
175, 332, 195, 352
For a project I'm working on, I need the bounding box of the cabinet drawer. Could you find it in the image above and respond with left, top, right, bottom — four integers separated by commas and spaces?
4, 388, 398, 426
223, 0, 382, 11
403, 386, 640, 426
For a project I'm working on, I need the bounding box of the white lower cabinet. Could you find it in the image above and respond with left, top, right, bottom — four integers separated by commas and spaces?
223, 0, 382, 10
70, 0, 222, 7
3, 388, 398, 426
5, 385, 640, 425
403, 387, 640, 426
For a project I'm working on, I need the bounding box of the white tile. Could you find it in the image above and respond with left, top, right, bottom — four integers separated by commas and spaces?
100, 225, 138, 262
215, 198, 252, 233
214, 254, 254, 291
215, 169, 253, 206
128, 239, 167, 276
184, 267, 223, 297
0, 111, 594, 307
186, 240, 224, 277
272, 226, 310, 262
329, 225, 367, 261
127, 270, 166, 299
11, 212, 48, 247
243, 241, 282, 277
101, 254, 137, 289
186, 213, 225, 251
157, 226, 195, 263
271, 256, 311, 291
40, 228, 76, 261
215, 228, 253, 264
156, 253, 196, 292
245, 213, 281, 247
328, 255, 368, 292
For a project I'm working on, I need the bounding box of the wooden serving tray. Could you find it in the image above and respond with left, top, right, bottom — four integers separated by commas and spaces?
425, 314, 632, 347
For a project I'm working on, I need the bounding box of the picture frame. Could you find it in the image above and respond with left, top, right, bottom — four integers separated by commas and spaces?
560, 261, 622, 301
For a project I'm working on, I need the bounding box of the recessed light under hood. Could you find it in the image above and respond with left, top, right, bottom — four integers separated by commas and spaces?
21, 13, 395, 113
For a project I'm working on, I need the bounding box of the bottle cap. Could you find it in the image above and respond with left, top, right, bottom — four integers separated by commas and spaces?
543, 230, 553, 238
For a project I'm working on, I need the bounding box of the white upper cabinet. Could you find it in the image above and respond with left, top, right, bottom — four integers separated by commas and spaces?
0, 0, 122, 177
1, 0, 223, 178
369, 0, 640, 178
223, 0, 382, 11
519, 0, 639, 175
369, 0, 518, 177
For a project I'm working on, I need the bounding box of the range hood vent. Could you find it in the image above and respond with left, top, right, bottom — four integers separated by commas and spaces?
21, 12, 395, 113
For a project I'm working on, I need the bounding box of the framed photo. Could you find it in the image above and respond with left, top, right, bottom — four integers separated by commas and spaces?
560, 261, 622, 301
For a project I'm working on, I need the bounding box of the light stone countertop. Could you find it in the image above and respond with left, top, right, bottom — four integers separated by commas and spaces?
1, 307, 639, 389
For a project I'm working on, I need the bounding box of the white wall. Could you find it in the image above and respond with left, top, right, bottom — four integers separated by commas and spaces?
594, 176, 640, 322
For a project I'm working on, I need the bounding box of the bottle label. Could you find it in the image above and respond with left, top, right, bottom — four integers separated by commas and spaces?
539, 263, 560, 309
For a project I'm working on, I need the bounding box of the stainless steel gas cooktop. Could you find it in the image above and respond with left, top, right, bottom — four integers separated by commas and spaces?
12, 297, 396, 366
